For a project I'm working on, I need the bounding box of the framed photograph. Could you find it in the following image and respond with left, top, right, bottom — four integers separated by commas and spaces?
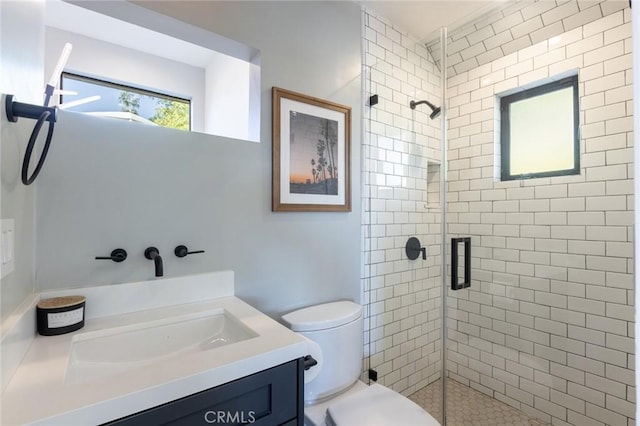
272, 87, 351, 212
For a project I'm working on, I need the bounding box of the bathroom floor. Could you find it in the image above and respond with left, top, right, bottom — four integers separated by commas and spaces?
409, 379, 549, 426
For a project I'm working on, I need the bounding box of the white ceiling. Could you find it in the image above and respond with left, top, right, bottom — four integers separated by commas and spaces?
358, 0, 508, 42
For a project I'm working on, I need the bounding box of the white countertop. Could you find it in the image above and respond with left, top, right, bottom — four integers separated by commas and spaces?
1, 272, 309, 425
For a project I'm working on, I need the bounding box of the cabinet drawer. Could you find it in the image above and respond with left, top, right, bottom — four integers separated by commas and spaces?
104, 359, 303, 426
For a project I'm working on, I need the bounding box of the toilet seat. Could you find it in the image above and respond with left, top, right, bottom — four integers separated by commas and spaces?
325, 383, 441, 426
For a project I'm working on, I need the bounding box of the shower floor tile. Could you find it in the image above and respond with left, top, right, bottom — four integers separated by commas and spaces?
409, 379, 549, 426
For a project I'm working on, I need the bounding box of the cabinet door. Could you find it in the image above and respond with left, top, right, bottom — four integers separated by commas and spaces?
104, 359, 303, 426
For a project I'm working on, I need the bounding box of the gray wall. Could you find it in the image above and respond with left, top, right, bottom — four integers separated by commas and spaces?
35, 1, 362, 317
0, 0, 45, 320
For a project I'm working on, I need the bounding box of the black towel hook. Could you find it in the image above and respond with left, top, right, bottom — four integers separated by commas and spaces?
6, 95, 58, 185
5, 43, 71, 186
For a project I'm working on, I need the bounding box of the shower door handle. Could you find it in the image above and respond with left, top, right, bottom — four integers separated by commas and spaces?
451, 237, 471, 290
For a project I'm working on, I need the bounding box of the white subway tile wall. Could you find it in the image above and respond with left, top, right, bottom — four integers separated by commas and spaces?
427, 0, 628, 78
443, 1, 634, 425
363, 0, 633, 425
362, 9, 443, 396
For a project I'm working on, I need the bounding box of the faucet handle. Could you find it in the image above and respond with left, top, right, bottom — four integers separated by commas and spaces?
174, 245, 205, 258
95, 248, 127, 262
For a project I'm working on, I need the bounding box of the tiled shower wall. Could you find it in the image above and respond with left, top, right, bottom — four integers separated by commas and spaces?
444, 2, 635, 425
362, 10, 443, 396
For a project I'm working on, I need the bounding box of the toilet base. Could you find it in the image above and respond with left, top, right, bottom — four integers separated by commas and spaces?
303, 381, 368, 426
303, 380, 441, 426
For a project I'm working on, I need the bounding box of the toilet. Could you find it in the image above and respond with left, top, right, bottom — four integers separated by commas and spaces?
282, 301, 441, 426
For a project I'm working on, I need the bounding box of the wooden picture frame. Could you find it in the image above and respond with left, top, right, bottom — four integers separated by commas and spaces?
272, 87, 351, 212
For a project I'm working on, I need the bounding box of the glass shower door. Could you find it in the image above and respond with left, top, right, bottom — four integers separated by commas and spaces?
362, 12, 446, 424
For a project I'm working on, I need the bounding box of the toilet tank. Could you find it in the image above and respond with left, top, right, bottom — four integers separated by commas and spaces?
282, 301, 363, 404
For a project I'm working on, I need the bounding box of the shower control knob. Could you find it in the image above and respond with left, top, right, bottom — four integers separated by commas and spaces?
405, 237, 426, 260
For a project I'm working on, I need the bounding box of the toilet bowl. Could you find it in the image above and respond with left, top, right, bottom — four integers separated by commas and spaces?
282, 301, 441, 426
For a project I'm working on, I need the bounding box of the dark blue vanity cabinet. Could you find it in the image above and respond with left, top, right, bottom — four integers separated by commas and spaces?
103, 358, 304, 426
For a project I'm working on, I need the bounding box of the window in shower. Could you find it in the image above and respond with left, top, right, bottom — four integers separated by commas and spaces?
500, 75, 579, 181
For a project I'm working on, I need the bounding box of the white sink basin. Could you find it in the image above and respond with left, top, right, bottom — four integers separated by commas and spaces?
65, 309, 257, 384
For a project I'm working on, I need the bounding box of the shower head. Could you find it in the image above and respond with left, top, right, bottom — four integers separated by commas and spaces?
409, 99, 441, 120
429, 106, 441, 120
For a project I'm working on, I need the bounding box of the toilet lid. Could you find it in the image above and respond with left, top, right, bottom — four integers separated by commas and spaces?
326, 383, 441, 426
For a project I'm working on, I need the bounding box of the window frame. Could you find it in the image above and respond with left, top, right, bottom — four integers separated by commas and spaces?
500, 75, 580, 181
60, 72, 192, 131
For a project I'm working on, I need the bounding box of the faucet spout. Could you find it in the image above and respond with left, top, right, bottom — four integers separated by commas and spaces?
144, 247, 164, 277
153, 254, 163, 277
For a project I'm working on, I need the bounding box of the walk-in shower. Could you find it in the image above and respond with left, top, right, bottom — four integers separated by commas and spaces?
364, 0, 635, 425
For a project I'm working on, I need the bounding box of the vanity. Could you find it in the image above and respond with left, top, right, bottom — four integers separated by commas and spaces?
105, 359, 303, 425
1, 271, 309, 425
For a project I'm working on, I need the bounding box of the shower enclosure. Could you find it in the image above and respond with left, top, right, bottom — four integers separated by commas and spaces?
363, 1, 635, 425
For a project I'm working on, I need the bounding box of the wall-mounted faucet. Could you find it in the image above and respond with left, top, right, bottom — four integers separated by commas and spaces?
144, 247, 163, 277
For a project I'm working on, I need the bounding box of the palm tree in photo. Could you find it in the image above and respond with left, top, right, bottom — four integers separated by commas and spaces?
318, 157, 328, 193
316, 140, 327, 179
321, 120, 337, 180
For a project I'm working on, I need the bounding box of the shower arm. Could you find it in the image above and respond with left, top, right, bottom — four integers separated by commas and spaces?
409, 100, 437, 110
